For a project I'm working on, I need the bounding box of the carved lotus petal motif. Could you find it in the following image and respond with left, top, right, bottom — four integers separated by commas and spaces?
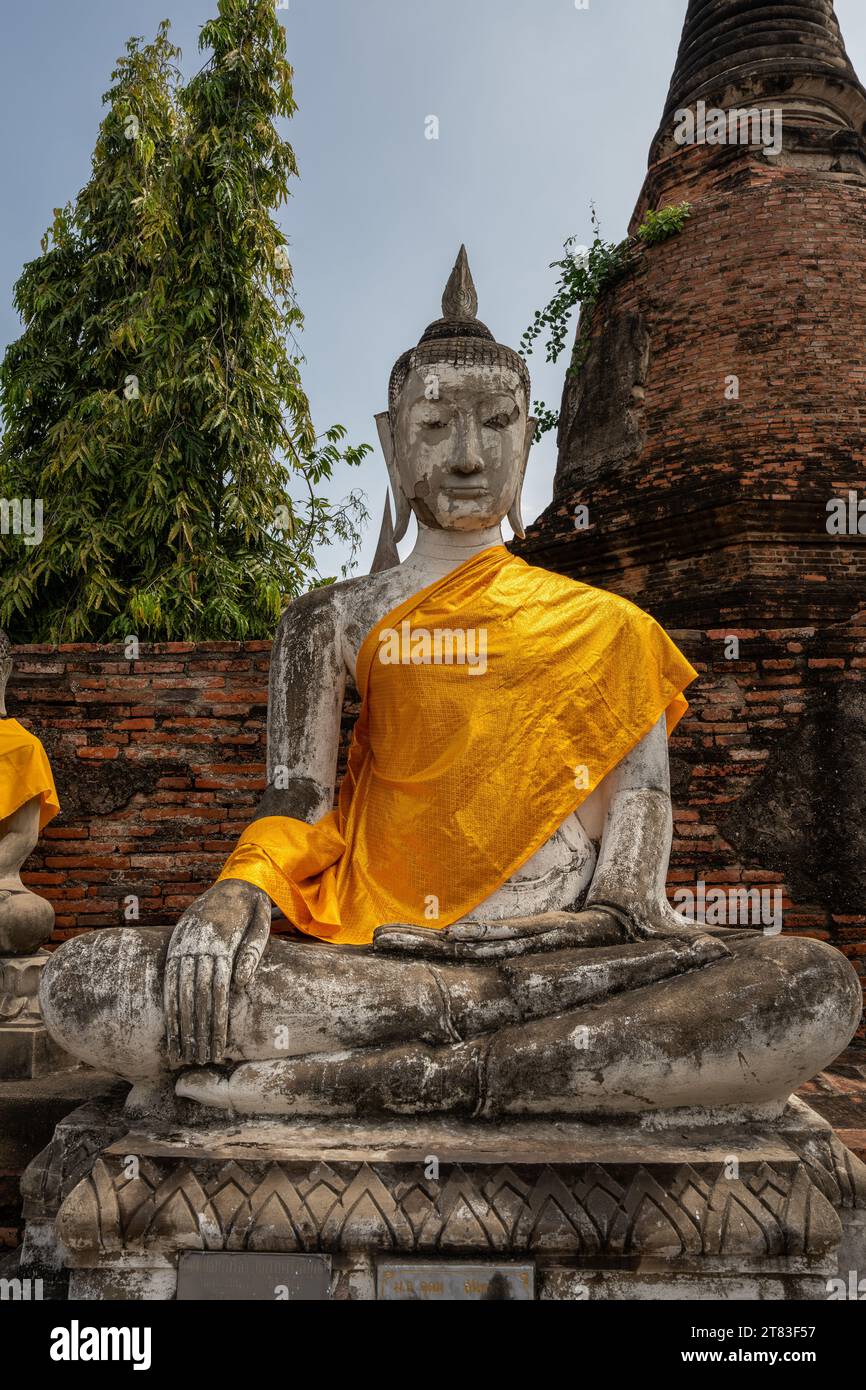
706, 1174, 782, 1257
668, 1167, 712, 1236
247, 1192, 304, 1252
206, 1181, 250, 1249
573, 1163, 626, 1242
245, 1164, 316, 1251
514, 1169, 600, 1254
297, 1162, 347, 1227
609, 1168, 703, 1256
429, 1167, 509, 1252
48, 1129, 858, 1270
140, 1168, 209, 1250
116, 1173, 160, 1232
395, 1180, 439, 1240
320, 1164, 413, 1251
56, 1158, 121, 1255
484, 1166, 532, 1241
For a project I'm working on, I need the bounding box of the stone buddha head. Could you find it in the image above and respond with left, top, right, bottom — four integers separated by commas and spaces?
376, 247, 536, 542
0, 631, 11, 718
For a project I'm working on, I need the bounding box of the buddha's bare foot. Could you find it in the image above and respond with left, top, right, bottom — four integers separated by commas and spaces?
175, 1067, 231, 1109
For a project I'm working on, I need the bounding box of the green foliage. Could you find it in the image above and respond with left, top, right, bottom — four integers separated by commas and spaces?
636, 201, 692, 245
530, 402, 560, 437
0, 3, 370, 642
521, 203, 691, 436
521, 210, 628, 372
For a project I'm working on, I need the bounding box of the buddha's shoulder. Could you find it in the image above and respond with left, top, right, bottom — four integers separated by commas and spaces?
0, 718, 44, 756
274, 570, 407, 642
513, 558, 648, 621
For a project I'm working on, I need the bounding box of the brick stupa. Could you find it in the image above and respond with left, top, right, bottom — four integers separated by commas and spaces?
518, 0, 866, 1035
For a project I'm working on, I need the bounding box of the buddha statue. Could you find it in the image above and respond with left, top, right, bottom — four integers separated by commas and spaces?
0, 630, 62, 1054
40, 249, 861, 1122
0, 629, 59, 957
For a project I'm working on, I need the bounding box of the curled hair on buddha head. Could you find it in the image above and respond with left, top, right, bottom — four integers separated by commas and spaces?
387, 245, 531, 418
0, 630, 11, 662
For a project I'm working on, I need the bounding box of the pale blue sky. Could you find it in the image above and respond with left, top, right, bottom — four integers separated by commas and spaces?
3, 0, 866, 575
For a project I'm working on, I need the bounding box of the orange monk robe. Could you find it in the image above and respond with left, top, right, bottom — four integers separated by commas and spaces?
0, 718, 61, 830
218, 546, 697, 946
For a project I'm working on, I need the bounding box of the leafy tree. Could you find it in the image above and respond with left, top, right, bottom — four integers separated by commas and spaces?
0, 4, 369, 642
0, 22, 181, 637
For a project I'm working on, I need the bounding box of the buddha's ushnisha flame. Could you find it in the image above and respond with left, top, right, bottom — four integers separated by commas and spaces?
441, 244, 478, 321
388, 245, 531, 414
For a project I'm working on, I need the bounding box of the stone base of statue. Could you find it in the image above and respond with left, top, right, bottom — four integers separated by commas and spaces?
20, 1092, 866, 1301
0, 951, 76, 1080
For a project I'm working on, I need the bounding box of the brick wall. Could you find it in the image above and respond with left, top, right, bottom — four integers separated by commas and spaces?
7, 643, 366, 940
666, 619, 866, 1039
9, 643, 271, 937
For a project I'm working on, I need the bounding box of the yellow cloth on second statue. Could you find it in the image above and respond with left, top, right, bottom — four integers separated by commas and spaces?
0, 718, 61, 830
218, 546, 697, 945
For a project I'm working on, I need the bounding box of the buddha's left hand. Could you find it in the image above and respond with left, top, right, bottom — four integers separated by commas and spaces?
373, 909, 625, 961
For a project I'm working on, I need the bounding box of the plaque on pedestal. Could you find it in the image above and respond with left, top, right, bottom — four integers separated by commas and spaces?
177, 1252, 331, 1301
377, 1261, 534, 1300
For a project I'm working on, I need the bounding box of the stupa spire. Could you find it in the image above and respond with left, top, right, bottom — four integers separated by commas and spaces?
637, 0, 866, 221
663, 0, 865, 122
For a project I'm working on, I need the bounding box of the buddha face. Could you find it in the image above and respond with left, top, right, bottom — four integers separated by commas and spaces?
384, 363, 533, 533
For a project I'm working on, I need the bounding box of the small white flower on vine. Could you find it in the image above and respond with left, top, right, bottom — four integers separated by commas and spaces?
567, 242, 591, 271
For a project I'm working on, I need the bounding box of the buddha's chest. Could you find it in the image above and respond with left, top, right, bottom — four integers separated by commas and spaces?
342, 573, 427, 686
341, 558, 501, 686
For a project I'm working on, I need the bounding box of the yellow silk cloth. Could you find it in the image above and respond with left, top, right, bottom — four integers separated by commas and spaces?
0, 718, 61, 830
218, 546, 697, 946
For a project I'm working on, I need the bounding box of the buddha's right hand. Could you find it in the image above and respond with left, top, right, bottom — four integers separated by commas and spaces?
164, 879, 272, 1067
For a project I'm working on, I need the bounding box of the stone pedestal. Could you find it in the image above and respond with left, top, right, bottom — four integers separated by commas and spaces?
14, 1084, 129, 1297
0, 952, 73, 1080
21, 1093, 866, 1300
0, 1069, 123, 1263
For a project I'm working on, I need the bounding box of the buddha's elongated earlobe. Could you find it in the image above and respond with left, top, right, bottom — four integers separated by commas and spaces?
375, 411, 412, 543
507, 496, 526, 540
507, 416, 536, 540
369, 495, 399, 574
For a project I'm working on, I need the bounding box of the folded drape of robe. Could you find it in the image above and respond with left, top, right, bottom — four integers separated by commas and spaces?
0, 718, 61, 830
218, 546, 697, 946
